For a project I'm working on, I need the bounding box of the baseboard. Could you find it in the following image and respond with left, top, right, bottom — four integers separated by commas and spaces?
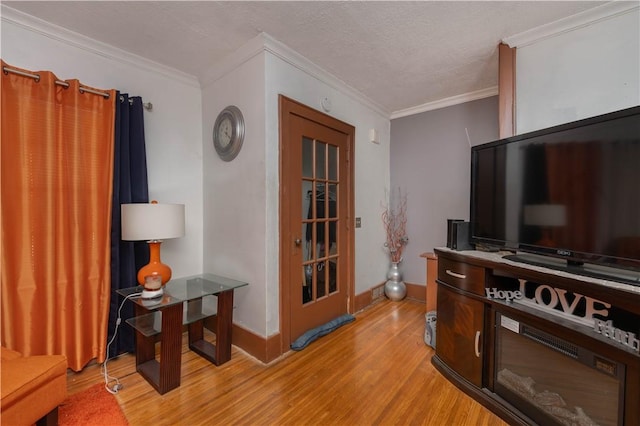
405, 282, 426, 302
231, 323, 282, 364
354, 281, 425, 311
203, 317, 281, 364
354, 281, 385, 312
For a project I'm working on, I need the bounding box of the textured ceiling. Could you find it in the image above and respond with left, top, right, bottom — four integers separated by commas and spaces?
3, 1, 606, 114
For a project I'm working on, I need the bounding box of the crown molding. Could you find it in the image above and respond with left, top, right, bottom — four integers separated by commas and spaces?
503, 1, 639, 48
390, 86, 499, 120
262, 33, 390, 118
1, 5, 200, 88
199, 33, 266, 88
200, 32, 390, 119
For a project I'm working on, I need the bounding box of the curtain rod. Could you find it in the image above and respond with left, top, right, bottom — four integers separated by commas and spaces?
4, 66, 153, 110
3, 66, 110, 99
118, 95, 153, 111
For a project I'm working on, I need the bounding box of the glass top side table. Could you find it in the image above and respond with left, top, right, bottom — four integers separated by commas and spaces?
117, 274, 248, 394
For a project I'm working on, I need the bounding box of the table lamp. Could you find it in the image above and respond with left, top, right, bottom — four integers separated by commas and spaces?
121, 201, 185, 299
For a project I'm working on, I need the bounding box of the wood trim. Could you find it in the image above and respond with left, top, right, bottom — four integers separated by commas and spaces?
421, 252, 438, 312
278, 95, 292, 356
354, 282, 426, 313
204, 318, 282, 363
231, 324, 282, 364
498, 43, 516, 138
354, 282, 386, 312
405, 282, 425, 302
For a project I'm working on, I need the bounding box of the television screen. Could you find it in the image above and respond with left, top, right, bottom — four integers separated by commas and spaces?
470, 106, 640, 282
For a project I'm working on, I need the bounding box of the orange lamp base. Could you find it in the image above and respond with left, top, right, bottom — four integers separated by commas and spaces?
137, 241, 172, 288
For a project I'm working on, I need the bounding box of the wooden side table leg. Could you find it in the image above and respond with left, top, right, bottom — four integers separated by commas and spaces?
215, 290, 234, 365
186, 291, 236, 366
188, 298, 204, 345
134, 304, 155, 366
158, 303, 183, 393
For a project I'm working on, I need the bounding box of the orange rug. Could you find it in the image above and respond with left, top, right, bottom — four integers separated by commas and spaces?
59, 383, 128, 426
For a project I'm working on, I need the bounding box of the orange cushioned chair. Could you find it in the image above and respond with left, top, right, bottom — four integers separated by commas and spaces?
1, 346, 67, 426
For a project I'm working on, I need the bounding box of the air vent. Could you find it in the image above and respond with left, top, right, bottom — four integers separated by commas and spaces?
522, 325, 579, 358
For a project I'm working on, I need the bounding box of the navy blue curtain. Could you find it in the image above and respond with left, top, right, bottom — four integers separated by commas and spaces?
107, 94, 149, 357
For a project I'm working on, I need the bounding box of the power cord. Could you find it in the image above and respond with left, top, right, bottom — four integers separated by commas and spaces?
102, 291, 142, 394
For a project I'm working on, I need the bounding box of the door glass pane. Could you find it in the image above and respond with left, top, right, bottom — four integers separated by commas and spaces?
302, 223, 310, 259
317, 261, 327, 298
303, 262, 313, 304
315, 141, 326, 180
303, 180, 312, 219
302, 137, 313, 178
328, 260, 337, 294
328, 145, 338, 180
328, 184, 337, 219
320, 222, 328, 250
315, 182, 326, 220
329, 219, 338, 253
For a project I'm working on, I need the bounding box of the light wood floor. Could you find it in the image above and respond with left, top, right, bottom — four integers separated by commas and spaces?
68, 299, 507, 425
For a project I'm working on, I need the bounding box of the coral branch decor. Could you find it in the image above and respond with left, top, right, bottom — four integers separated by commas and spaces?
382, 189, 409, 263
382, 189, 409, 301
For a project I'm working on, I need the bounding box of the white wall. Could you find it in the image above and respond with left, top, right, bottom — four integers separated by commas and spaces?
201, 48, 267, 335
1, 7, 204, 282
512, 3, 640, 133
202, 34, 390, 338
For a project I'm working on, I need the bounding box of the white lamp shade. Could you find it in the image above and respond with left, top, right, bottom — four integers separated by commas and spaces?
121, 203, 185, 241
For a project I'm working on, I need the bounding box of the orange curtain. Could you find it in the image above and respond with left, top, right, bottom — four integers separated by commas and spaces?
1, 61, 116, 371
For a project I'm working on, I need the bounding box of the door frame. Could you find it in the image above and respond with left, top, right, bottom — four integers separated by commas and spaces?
279, 95, 355, 353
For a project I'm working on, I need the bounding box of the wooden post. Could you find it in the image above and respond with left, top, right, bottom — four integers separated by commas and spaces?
420, 252, 438, 312
498, 43, 516, 138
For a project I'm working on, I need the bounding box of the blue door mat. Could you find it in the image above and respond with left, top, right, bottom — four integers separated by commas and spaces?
290, 313, 356, 351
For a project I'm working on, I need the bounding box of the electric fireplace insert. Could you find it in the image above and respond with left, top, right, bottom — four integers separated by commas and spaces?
494, 312, 625, 426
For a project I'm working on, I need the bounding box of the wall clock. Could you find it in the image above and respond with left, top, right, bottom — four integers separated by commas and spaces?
213, 105, 245, 161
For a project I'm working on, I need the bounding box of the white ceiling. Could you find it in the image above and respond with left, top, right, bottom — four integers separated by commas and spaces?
3, 1, 607, 115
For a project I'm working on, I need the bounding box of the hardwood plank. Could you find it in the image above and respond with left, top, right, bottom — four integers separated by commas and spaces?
67, 299, 507, 425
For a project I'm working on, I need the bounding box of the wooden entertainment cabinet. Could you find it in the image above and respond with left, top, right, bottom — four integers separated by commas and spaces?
433, 248, 640, 426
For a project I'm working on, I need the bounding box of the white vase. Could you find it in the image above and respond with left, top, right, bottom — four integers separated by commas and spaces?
384, 262, 407, 301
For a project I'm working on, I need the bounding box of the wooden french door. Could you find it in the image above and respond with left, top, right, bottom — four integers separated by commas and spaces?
279, 96, 354, 349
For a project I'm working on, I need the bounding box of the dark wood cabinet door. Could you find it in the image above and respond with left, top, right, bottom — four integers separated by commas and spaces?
436, 284, 484, 387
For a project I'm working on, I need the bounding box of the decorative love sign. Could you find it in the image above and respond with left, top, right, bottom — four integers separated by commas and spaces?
593, 319, 640, 354
515, 279, 611, 321
485, 288, 522, 303
485, 279, 612, 321
486, 278, 639, 354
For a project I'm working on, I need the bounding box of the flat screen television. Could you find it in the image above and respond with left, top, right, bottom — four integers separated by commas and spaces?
470, 106, 640, 285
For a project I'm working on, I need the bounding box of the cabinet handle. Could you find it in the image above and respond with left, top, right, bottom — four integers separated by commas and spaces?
474, 331, 481, 358
446, 269, 466, 280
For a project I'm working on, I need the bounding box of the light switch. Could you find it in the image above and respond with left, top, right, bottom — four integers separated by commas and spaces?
355, 217, 362, 228
369, 129, 379, 144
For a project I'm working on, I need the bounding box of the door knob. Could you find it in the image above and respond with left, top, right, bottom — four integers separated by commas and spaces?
295, 238, 302, 246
